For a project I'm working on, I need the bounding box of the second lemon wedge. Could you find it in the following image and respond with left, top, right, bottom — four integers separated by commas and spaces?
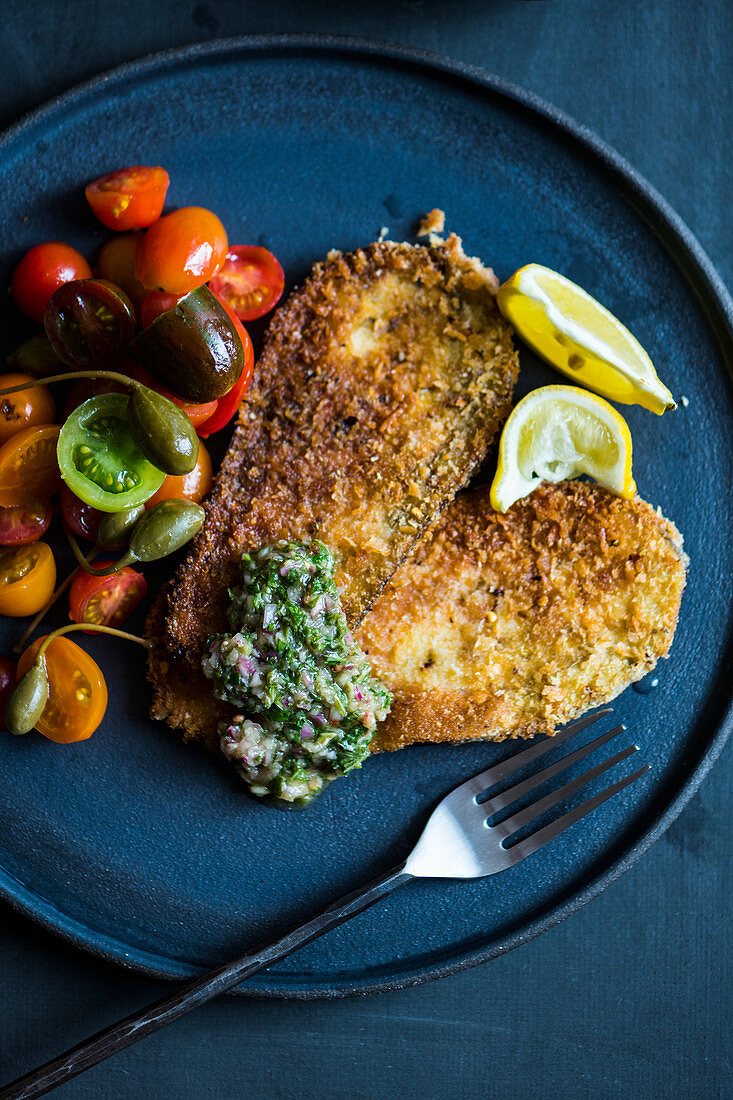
490, 385, 636, 512
497, 264, 676, 415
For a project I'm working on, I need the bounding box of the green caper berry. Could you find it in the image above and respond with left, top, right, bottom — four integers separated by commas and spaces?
128, 499, 205, 562
4, 658, 49, 736
95, 504, 145, 549
127, 385, 198, 477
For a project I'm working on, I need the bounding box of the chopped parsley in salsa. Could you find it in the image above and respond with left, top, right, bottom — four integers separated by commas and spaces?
202, 540, 392, 806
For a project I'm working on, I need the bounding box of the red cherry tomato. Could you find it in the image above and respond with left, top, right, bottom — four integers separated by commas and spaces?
146, 441, 213, 507
132, 366, 218, 429
140, 290, 181, 329
196, 368, 248, 438
60, 485, 112, 545
209, 245, 284, 321
11, 242, 92, 324
0, 373, 55, 443
69, 561, 147, 630
0, 500, 52, 546
96, 233, 147, 309
0, 655, 17, 727
85, 166, 170, 232
135, 207, 228, 295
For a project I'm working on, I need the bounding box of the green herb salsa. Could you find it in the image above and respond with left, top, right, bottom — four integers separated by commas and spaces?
202, 540, 392, 806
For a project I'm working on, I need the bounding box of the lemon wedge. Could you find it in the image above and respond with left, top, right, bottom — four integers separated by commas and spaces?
490, 384, 636, 512
497, 264, 676, 415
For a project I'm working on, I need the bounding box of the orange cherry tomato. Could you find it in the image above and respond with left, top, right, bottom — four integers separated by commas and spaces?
0, 373, 55, 443
135, 207, 228, 295
0, 425, 61, 507
133, 365, 218, 429
0, 655, 17, 727
69, 561, 147, 630
0, 499, 52, 546
146, 441, 213, 507
0, 542, 56, 616
85, 166, 170, 232
11, 242, 92, 324
209, 245, 284, 321
97, 233, 148, 308
17, 635, 107, 743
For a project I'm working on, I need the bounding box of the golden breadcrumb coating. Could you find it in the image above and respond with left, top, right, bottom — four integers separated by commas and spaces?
358, 480, 687, 751
147, 235, 519, 746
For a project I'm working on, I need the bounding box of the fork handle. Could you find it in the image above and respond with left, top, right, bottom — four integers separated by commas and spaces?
0, 864, 413, 1100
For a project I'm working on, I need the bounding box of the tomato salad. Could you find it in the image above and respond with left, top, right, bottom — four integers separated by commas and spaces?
0, 164, 284, 745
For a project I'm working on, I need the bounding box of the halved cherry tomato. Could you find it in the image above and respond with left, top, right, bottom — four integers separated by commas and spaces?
209, 245, 284, 321
0, 425, 61, 507
44, 279, 136, 371
17, 635, 107, 743
69, 561, 147, 630
0, 655, 17, 727
0, 500, 52, 546
140, 290, 181, 329
10, 242, 92, 324
135, 207, 228, 295
97, 233, 147, 309
0, 373, 55, 443
57, 394, 164, 513
0, 542, 56, 616
145, 441, 213, 507
85, 166, 170, 232
133, 365, 218, 429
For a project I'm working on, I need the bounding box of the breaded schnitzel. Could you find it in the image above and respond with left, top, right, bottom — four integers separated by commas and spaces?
147, 234, 519, 745
358, 480, 686, 751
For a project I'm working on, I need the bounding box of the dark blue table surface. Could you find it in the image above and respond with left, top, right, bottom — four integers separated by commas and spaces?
0, 3, 730, 1097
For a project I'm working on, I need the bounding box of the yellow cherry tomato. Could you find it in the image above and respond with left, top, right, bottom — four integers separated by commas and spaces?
0, 542, 56, 616
18, 635, 108, 743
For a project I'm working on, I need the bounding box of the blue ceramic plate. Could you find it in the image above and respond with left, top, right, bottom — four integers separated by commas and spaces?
0, 37, 731, 999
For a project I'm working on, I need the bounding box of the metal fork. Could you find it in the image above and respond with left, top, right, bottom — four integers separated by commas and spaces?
0, 708, 647, 1100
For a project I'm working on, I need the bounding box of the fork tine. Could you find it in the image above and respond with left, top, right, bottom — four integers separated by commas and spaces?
458, 709, 613, 800
501, 764, 651, 865
493, 743, 639, 839
483, 724, 626, 815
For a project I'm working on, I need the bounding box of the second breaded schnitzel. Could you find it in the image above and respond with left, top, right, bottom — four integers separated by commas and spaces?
147, 233, 519, 745
359, 480, 687, 750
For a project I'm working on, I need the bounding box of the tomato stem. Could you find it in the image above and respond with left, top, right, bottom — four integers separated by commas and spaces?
35, 622, 151, 664
0, 369, 137, 396
12, 551, 100, 654
63, 520, 137, 576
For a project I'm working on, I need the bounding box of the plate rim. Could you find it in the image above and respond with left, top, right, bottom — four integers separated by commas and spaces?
0, 33, 731, 999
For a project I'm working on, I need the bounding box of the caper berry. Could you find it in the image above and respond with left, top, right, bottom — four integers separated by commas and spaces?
128, 499, 205, 562
4, 658, 49, 736
96, 504, 145, 550
127, 385, 198, 476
